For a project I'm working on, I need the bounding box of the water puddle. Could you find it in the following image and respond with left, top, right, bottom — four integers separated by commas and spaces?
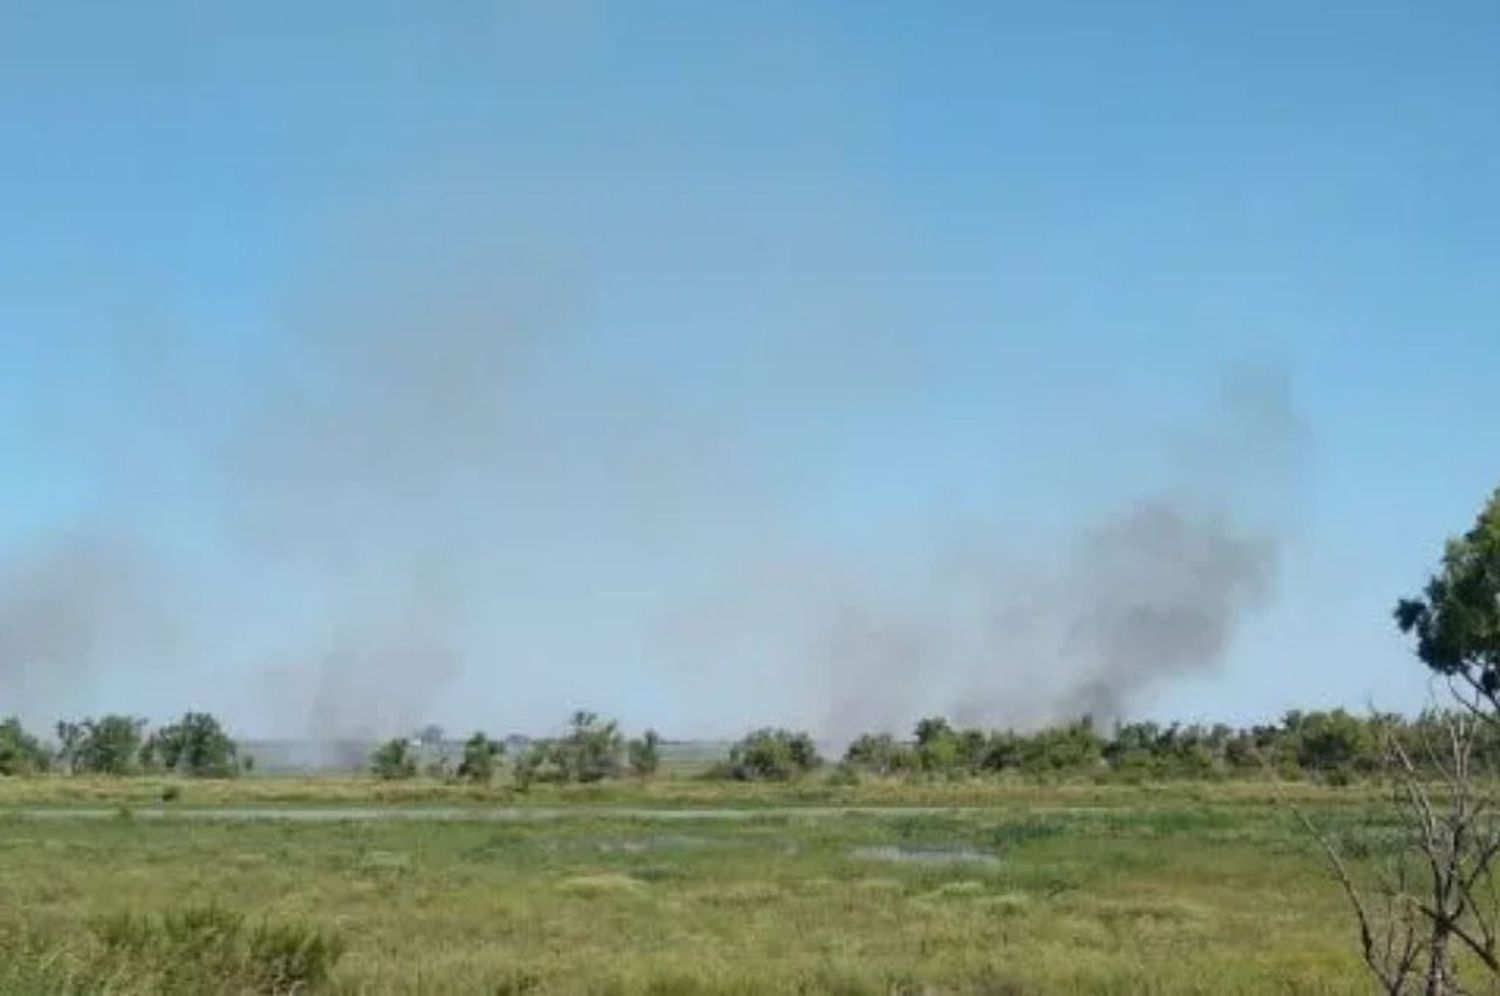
850, 845, 1000, 867
591, 834, 706, 853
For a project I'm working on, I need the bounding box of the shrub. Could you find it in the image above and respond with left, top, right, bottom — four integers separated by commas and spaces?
143, 712, 240, 778
92, 904, 344, 993
512, 743, 544, 791
58, 715, 146, 776
628, 729, 662, 777
0, 717, 50, 775
457, 731, 505, 784
722, 728, 822, 781
551, 711, 624, 783
842, 733, 915, 776
246, 919, 347, 991
370, 738, 417, 780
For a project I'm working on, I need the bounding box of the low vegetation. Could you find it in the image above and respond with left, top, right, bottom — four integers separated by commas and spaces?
0, 788, 1379, 994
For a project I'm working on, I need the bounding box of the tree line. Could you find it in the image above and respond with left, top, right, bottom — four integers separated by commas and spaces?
0, 712, 242, 778
1, 704, 1481, 785
371, 708, 1500, 785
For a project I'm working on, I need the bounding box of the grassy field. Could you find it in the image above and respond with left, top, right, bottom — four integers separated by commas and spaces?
0, 777, 1387, 994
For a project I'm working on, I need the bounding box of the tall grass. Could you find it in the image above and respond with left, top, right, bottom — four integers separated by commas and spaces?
0, 785, 1383, 993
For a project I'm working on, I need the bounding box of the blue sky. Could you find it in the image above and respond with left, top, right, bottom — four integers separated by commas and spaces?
1, 2, 1497, 737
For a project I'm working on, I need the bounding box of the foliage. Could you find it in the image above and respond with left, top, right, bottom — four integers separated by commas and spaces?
456, 731, 505, 784
1310, 485, 1500, 995
1395, 486, 1500, 710
843, 733, 915, 776
722, 728, 822, 781
627, 728, 661, 777
90, 903, 343, 993
834, 710, 1500, 783
142, 712, 240, 778
511, 743, 544, 791
0, 717, 49, 776
549, 711, 625, 783
369, 738, 417, 780
58, 715, 146, 776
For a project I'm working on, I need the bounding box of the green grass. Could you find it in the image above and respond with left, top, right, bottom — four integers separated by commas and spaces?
0, 770, 1389, 808
0, 778, 1388, 993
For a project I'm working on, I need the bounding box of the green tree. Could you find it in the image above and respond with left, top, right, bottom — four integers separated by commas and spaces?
145, 712, 240, 778
54, 720, 84, 773
842, 733, 914, 776
1309, 486, 1500, 995
1396, 487, 1500, 711
456, 731, 504, 784
64, 715, 146, 776
369, 738, 416, 780
511, 742, 544, 791
1289, 709, 1377, 781
627, 729, 661, 778
723, 728, 822, 781
552, 711, 624, 783
0, 717, 50, 775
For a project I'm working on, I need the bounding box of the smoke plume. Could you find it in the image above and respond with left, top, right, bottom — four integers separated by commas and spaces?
0, 218, 1303, 743
0, 533, 170, 719
672, 368, 1303, 740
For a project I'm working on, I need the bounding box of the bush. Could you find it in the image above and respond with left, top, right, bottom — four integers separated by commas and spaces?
247, 919, 347, 991
842, 733, 915, 776
0, 717, 50, 775
370, 738, 417, 780
92, 904, 344, 992
58, 715, 146, 776
457, 731, 505, 784
512, 744, 544, 791
551, 711, 624, 783
628, 729, 661, 777
143, 712, 240, 778
722, 728, 822, 781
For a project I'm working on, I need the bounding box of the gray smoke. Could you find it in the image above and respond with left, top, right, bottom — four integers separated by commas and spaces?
1062, 500, 1278, 722
0, 533, 170, 719
805, 372, 1302, 739
223, 254, 558, 742
220, 236, 759, 743
0, 211, 1303, 743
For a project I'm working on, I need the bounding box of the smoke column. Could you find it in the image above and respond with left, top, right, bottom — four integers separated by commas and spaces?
0, 213, 1304, 744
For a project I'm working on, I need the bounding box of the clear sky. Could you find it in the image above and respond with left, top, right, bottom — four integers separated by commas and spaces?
1, 2, 1497, 738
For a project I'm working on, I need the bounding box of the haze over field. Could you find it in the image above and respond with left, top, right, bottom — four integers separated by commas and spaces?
2, 3, 1498, 739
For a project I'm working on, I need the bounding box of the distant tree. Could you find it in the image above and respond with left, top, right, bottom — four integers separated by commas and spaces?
369, 738, 416, 780
913, 717, 961, 774
627, 729, 661, 778
456, 731, 504, 784
0, 718, 49, 776
54, 720, 84, 773
551, 711, 624, 783
144, 712, 240, 778
414, 724, 445, 746
843, 733, 915, 776
511, 743, 544, 791
63, 715, 146, 776
1289, 709, 1376, 782
723, 728, 821, 781
912, 717, 952, 747
955, 728, 988, 770
1021, 717, 1103, 772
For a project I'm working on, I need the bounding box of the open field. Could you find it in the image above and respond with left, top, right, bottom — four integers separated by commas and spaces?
0, 770, 1395, 809
0, 778, 1394, 994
